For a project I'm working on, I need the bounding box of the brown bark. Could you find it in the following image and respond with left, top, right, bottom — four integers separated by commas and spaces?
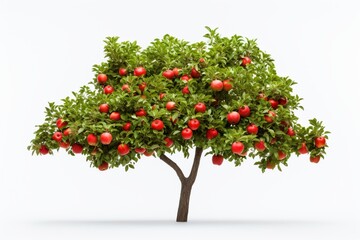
160, 147, 203, 222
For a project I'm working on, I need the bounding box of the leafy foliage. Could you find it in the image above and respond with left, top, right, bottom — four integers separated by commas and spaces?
28, 27, 329, 172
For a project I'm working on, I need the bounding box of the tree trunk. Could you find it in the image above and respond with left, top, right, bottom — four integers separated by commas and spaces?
160, 147, 203, 222
176, 181, 192, 222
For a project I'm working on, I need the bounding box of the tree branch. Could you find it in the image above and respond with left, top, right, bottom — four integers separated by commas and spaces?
160, 154, 186, 183
188, 147, 203, 185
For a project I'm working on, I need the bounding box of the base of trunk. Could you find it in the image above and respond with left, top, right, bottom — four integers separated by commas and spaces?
176, 182, 192, 222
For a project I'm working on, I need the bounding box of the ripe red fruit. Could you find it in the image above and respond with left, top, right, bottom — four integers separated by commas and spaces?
162, 69, 175, 79
239, 105, 251, 117
199, 58, 205, 63
194, 103, 206, 113
166, 101, 176, 111
222, 79, 233, 91
104, 85, 114, 94
227, 111, 241, 124
121, 84, 131, 92
138, 82, 146, 92
63, 128, 72, 136
314, 136, 326, 148
212, 155, 224, 166
278, 97, 288, 106
164, 137, 174, 147
109, 112, 121, 121
172, 68, 181, 77
181, 74, 191, 81
278, 150, 287, 160
310, 156, 321, 163
246, 123, 258, 135
122, 122, 131, 131
188, 119, 200, 130
87, 133, 98, 146
56, 118, 68, 129
254, 140, 266, 152
118, 68, 127, 76
264, 111, 276, 123
241, 57, 251, 66
39, 145, 49, 155
134, 67, 146, 77
181, 128, 193, 140
59, 141, 70, 149
97, 73, 108, 84
286, 127, 296, 136
232, 142, 245, 155
190, 68, 201, 78
135, 108, 147, 117
99, 103, 110, 113
117, 143, 130, 156
266, 160, 276, 170
298, 142, 308, 154
206, 128, 218, 140
144, 151, 154, 157
182, 86, 190, 94
210, 80, 223, 91
72, 143, 83, 154
269, 99, 279, 109
159, 93, 166, 100
100, 132, 112, 145
135, 148, 146, 154
257, 92, 268, 101
98, 162, 109, 171
151, 119, 164, 131
52, 132, 63, 142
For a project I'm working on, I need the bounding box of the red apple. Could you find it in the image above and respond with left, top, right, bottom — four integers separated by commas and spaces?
194, 103, 206, 113
239, 105, 251, 117
117, 143, 130, 156
122, 122, 131, 131
39, 145, 49, 155
314, 136, 326, 148
109, 112, 121, 121
151, 119, 164, 131
254, 140, 266, 152
241, 57, 251, 66
206, 128, 218, 140
56, 118, 68, 129
210, 80, 223, 91
52, 132, 62, 142
121, 84, 131, 92
97, 73, 107, 84
222, 79, 232, 91
181, 128, 193, 140
278, 97, 288, 106
135, 148, 146, 154
135, 108, 147, 117
99, 103, 109, 113
166, 101, 176, 111
100, 132, 112, 145
164, 137, 174, 147
104, 85, 114, 94
286, 127, 296, 136
298, 142, 308, 154
134, 67, 146, 77
278, 150, 287, 160
59, 141, 70, 149
63, 128, 72, 136
231, 142, 245, 155
159, 92, 166, 100
172, 68, 181, 77
310, 156, 321, 163
98, 162, 109, 171
118, 68, 127, 76
212, 155, 224, 165
227, 111, 241, 124
144, 151, 154, 157
72, 143, 83, 154
162, 69, 175, 79
190, 68, 201, 78
182, 86, 190, 94
264, 111, 276, 123
181, 74, 191, 81
188, 119, 200, 130
138, 82, 146, 92
266, 160, 276, 170
269, 99, 279, 109
87, 133, 98, 146
246, 123, 258, 135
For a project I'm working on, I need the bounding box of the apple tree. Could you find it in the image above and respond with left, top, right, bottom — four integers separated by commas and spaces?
28, 27, 329, 222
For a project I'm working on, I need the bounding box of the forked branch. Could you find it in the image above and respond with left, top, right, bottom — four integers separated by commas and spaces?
160, 154, 186, 183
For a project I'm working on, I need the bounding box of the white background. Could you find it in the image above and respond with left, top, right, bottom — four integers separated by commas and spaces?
1, 0, 359, 239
